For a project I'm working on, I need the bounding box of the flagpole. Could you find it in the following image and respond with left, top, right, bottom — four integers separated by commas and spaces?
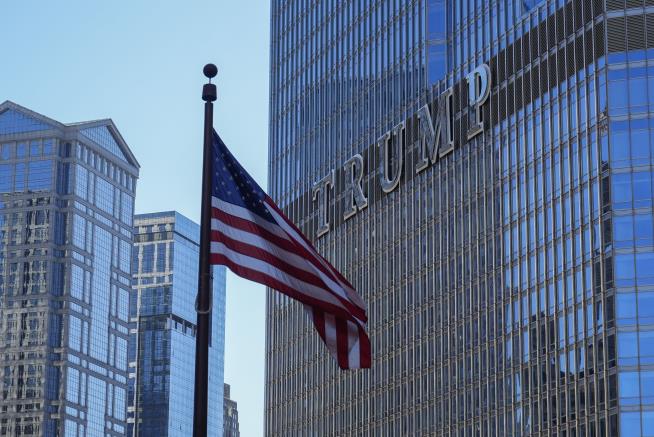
193, 63, 217, 437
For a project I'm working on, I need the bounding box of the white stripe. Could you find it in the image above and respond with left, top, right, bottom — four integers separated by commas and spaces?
212, 196, 290, 242
265, 202, 366, 310
215, 196, 366, 319
210, 241, 350, 312
212, 219, 310, 272
346, 320, 361, 369
311, 309, 364, 369
264, 202, 344, 279
212, 215, 356, 309
324, 313, 338, 357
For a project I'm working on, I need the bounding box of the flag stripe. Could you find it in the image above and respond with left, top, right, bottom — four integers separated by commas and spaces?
324, 313, 338, 356
312, 308, 326, 341
211, 211, 367, 321
347, 321, 361, 369
212, 207, 344, 289
311, 308, 367, 369
211, 207, 293, 251
336, 317, 349, 369
265, 197, 358, 291
210, 252, 363, 324
209, 131, 370, 369
264, 199, 367, 310
212, 196, 289, 241
212, 229, 326, 287
261, 201, 366, 313
212, 208, 346, 294
210, 229, 366, 319
358, 324, 371, 368
210, 242, 360, 322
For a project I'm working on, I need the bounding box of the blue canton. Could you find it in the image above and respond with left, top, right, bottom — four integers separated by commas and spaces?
211, 131, 274, 222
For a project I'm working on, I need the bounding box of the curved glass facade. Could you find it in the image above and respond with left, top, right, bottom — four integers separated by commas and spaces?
266, 1, 654, 435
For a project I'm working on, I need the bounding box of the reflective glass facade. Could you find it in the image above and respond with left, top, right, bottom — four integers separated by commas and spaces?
128, 211, 226, 437
266, 1, 654, 435
0, 101, 139, 436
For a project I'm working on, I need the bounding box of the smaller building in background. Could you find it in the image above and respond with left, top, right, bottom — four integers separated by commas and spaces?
128, 211, 226, 436
223, 383, 240, 437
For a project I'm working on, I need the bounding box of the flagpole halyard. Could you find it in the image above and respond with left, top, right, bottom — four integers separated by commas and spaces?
193, 63, 217, 437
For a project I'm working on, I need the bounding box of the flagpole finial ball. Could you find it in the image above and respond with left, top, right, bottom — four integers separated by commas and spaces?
203, 64, 218, 79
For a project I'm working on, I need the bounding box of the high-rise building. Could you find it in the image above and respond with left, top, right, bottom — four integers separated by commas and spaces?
266, 1, 654, 435
128, 211, 226, 436
0, 101, 139, 436
223, 383, 240, 437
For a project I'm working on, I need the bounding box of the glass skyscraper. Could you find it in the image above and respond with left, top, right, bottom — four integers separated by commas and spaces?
266, 1, 654, 435
128, 211, 226, 436
0, 101, 139, 436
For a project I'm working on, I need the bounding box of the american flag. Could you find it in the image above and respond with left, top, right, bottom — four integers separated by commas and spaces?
209, 131, 371, 369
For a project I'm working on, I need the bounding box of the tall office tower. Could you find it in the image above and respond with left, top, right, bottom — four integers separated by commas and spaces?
0, 101, 139, 436
223, 383, 241, 437
128, 211, 226, 436
267, 1, 654, 435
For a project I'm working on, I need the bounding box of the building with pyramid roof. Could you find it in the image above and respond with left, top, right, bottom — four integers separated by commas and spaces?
0, 101, 139, 436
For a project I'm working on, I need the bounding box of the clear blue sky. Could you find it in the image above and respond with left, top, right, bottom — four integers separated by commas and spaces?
1, 2, 269, 435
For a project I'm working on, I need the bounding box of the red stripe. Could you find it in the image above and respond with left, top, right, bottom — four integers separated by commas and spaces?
265, 196, 321, 255
263, 198, 365, 314
312, 308, 326, 342
358, 324, 372, 368
213, 207, 351, 294
211, 229, 367, 321
264, 197, 360, 295
212, 207, 367, 323
210, 253, 360, 323
335, 318, 349, 369
212, 229, 326, 288
212, 208, 297, 254
314, 310, 372, 370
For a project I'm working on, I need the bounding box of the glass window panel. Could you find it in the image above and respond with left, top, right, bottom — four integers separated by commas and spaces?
633, 171, 653, 208
0, 109, 51, 134
617, 293, 637, 325
635, 215, 653, 244
81, 126, 128, 163
643, 411, 654, 436
1, 143, 13, 159
609, 80, 629, 113
43, 139, 54, 155
621, 412, 642, 435
631, 129, 649, 162
639, 293, 654, 324
27, 160, 52, 191
16, 142, 26, 157
642, 371, 654, 405
611, 129, 630, 164
15, 163, 25, 190
95, 176, 114, 214
641, 331, 654, 359
30, 140, 40, 156
619, 371, 640, 404
615, 254, 635, 280
629, 76, 648, 108
0, 164, 12, 192
637, 253, 654, 284
614, 216, 634, 242
618, 332, 638, 359
612, 173, 632, 208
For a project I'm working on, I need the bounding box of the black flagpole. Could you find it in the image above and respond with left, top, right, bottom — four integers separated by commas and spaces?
193, 63, 217, 437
